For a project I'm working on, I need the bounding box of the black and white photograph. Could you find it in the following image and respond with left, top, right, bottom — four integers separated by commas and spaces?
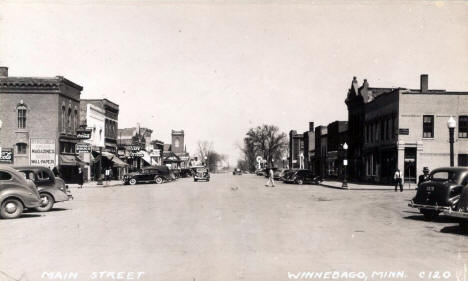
0, 0, 468, 280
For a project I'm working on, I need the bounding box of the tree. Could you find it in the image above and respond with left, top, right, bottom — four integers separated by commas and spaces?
197, 141, 213, 163
196, 141, 224, 172
240, 124, 288, 171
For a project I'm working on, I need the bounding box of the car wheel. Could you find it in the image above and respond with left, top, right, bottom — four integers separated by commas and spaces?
155, 176, 163, 184
420, 209, 438, 221
0, 198, 24, 219
129, 178, 137, 185
459, 221, 468, 233
194, 179, 198, 182
35, 193, 54, 212
297, 179, 304, 185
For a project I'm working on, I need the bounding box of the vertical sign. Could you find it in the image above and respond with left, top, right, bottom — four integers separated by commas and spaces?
30, 138, 56, 167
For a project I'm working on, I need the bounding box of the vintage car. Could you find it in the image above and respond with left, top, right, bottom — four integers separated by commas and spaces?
123, 165, 172, 185
443, 185, 468, 233
233, 168, 242, 175
179, 168, 193, 178
255, 169, 267, 176
283, 169, 321, 185
0, 166, 41, 219
194, 167, 210, 182
14, 166, 73, 212
408, 167, 468, 220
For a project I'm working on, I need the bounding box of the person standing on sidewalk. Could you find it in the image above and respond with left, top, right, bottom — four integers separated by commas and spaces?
77, 166, 84, 188
418, 167, 430, 185
394, 168, 403, 192
265, 167, 275, 187
105, 167, 111, 185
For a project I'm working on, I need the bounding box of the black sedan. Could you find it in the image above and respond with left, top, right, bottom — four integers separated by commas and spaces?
123, 166, 172, 185
233, 168, 242, 175
283, 169, 321, 185
408, 167, 468, 220
444, 185, 468, 233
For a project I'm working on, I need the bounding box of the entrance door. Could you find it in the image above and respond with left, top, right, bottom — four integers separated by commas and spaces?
404, 148, 417, 183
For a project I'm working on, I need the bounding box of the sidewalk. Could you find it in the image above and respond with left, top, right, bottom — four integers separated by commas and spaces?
67, 180, 124, 189
319, 180, 416, 191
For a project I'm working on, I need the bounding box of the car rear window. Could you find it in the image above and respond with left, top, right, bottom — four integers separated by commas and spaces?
0, 171, 13, 181
431, 171, 457, 182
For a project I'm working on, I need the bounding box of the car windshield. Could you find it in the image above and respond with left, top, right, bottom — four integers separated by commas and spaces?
196, 168, 207, 173
430, 171, 458, 182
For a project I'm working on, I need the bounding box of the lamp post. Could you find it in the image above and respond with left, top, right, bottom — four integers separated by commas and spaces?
447, 116, 457, 167
342, 142, 348, 189
97, 146, 103, 185
204, 156, 208, 171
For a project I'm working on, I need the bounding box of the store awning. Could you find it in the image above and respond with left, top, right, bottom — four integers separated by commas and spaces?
101, 151, 129, 167
59, 155, 88, 166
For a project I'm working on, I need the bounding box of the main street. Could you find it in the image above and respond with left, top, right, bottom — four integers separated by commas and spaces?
1, 174, 467, 281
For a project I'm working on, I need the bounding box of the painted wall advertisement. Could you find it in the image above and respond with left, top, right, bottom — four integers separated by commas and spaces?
30, 138, 56, 166
0, 148, 14, 164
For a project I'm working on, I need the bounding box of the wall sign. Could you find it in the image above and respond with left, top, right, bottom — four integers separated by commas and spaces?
30, 138, 56, 166
76, 130, 92, 140
76, 143, 92, 153
0, 148, 14, 164
398, 128, 409, 135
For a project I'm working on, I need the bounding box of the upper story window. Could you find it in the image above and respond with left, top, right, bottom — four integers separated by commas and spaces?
17, 143, 27, 155
61, 106, 66, 133
17, 105, 27, 129
67, 108, 72, 133
423, 115, 434, 138
459, 116, 468, 138
74, 109, 78, 133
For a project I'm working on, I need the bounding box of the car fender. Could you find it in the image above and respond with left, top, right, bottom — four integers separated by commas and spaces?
0, 188, 40, 208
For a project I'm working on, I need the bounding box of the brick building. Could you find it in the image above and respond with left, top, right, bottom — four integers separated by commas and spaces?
314, 126, 328, 178
346, 74, 468, 184
0, 67, 84, 182
288, 130, 304, 169
302, 122, 315, 171
325, 121, 348, 178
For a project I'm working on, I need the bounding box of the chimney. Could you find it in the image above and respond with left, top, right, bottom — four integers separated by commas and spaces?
0, 67, 8, 77
309, 122, 314, 132
420, 74, 428, 93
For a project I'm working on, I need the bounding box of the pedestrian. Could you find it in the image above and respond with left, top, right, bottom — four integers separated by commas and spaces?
105, 167, 111, 185
77, 166, 84, 188
394, 168, 403, 192
265, 166, 275, 187
418, 167, 430, 185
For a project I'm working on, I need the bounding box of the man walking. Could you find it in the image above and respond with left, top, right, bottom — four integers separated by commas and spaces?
394, 168, 403, 192
265, 166, 275, 187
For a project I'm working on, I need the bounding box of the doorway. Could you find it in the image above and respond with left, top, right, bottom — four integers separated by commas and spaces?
404, 147, 417, 183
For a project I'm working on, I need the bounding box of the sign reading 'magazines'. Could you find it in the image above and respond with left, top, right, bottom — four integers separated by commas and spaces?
30, 138, 56, 166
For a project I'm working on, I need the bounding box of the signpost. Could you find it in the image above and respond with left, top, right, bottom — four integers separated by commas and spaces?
30, 138, 56, 167
0, 148, 13, 164
76, 129, 92, 140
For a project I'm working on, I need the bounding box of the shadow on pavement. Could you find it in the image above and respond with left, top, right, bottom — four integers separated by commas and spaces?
440, 225, 468, 236
19, 213, 42, 219
403, 215, 459, 223
23, 207, 69, 213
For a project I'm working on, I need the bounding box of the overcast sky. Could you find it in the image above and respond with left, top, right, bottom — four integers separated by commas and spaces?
1, 0, 467, 164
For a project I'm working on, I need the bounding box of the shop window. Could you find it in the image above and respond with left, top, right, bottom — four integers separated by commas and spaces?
423, 115, 434, 138
459, 154, 468, 167
459, 116, 468, 138
17, 105, 27, 129
17, 143, 27, 155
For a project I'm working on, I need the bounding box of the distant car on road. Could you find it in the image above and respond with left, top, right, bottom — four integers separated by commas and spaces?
409, 167, 468, 220
256, 169, 266, 176
283, 169, 321, 185
0, 166, 41, 219
123, 166, 173, 185
233, 168, 242, 175
14, 166, 72, 212
194, 167, 210, 182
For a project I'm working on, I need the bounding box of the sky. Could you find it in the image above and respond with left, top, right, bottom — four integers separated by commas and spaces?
1, 0, 467, 165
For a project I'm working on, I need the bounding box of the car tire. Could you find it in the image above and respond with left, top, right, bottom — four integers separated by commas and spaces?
421, 209, 438, 220
0, 198, 24, 219
297, 179, 304, 185
194, 179, 198, 182
129, 178, 137, 185
155, 176, 163, 184
35, 193, 54, 212
459, 221, 468, 233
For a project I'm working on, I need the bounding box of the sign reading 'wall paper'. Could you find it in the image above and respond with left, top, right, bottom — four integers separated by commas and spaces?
30, 138, 56, 166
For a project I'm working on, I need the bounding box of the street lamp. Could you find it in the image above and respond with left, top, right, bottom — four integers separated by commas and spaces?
342, 142, 348, 189
447, 116, 457, 167
204, 156, 208, 170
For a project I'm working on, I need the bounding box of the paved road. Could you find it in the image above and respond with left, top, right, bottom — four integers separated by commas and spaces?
1, 174, 467, 281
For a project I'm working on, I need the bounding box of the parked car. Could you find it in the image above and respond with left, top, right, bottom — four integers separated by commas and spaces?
0, 166, 41, 219
179, 168, 193, 178
279, 169, 296, 181
233, 168, 242, 175
14, 166, 73, 212
444, 185, 468, 233
123, 166, 172, 185
194, 167, 210, 182
284, 169, 321, 185
256, 169, 266, 176
408, 167, 468, 220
